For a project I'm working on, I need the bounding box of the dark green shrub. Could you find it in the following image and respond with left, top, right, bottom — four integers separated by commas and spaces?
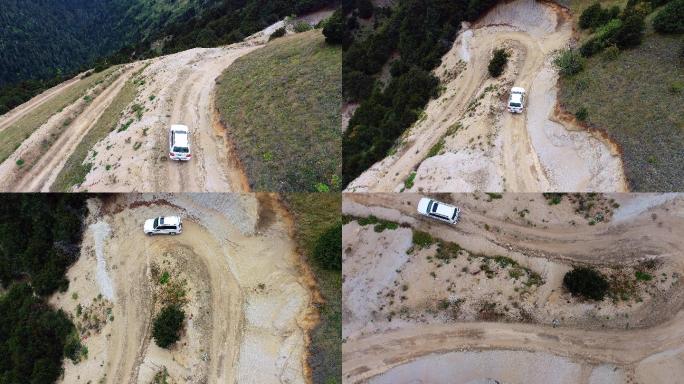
613, 14, 645, 49
553, 49, 585, 76
323, 9, 348, 45
269, 27, 287, 41
579, 3, 603, 29
653, 0, 684, 33
357, 0, 374, 19
293, 22, 312, 33
563, 267, 609, 300
343, 70, 374, 101
313, 223, 342, 270
579, 3, 621, 29
488, 48, 510, 78
152, 305, 185, 348
412, 230, 434, 249
575, 107, 589, 121
0, 283, 77, 383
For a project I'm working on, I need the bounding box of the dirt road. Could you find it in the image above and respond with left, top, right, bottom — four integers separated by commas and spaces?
346, 0, 626, 192
51, 194, 314, 384
158, 45, 260, 192
11, 65, 140, 192
0, 75, 81, 133
341, 193, 684, 383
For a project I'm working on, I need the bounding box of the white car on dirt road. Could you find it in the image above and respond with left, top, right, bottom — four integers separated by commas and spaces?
508, 87, 526, 113
144, 216, 183, 235
417, 197, 460, 224
169, 124, 192, 161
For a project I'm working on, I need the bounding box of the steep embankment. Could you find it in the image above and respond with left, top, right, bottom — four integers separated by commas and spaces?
346, 0, 626, 193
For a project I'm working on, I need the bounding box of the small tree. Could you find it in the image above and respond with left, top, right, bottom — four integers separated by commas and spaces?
563, 267, 609, 300
269, 27, 286, 41
357, 0, 374, 19
613, 14, 645, 49
323, 9, 348, 45
653, 0, 684, 34
553, 49, 585, 76
153, 305, 185, 348
313, 223, 342, 270
488, 48, 510, 78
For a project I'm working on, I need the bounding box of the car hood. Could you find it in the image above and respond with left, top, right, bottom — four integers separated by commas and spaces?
144, 219, 155, 232
417, 198, 431, 214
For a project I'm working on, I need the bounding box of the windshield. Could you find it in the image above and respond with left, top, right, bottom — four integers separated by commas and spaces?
510, 102, 521, 107
153, 217, 159, 228
173, 146, 189, 153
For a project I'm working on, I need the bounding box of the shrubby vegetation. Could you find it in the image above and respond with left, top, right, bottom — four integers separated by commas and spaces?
283, 194, 341, 384
313, 223, 342, 270
0, 195, 88, 384
488, 48, 510, 77
553, 49, 585, 77
563, 267, 609, 300
653, 0, 684, 33
579, 2, 620, 30
152, 305, 185, 348
578, 1, 649, 57
342, 0, 501, 186
0, 283, 79, 384
0, 194, 88, 295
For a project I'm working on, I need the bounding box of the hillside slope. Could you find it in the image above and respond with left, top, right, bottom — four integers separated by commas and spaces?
215, 29, 342, 192
558, 0, 684, 191
0, 15, 337, 192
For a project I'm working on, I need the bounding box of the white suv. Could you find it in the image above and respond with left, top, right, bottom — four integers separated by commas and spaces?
417, 198, 460, 224
169, 124, 191, 161
508, 87, 526, 113
144, 216, 183, 235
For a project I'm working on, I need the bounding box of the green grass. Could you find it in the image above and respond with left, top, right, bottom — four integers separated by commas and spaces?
283, 193, 341, 384
0, 67, 118, 165
51, 69, 140, 191
558, 5, 683, 191
215, 30, 341, 192
412, 230, 434, 249
355, 215, 400, 232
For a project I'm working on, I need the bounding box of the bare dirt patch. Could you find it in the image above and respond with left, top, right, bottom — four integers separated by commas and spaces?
342, 193, 684, 384
51, 193, 315, 384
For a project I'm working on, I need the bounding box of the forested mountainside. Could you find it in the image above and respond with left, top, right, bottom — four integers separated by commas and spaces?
0, 0, 336, 114
0, 0, 211, 87
340, 0, 498, 186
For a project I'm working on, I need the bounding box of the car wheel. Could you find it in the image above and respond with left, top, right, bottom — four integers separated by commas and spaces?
170, 232, 176, 235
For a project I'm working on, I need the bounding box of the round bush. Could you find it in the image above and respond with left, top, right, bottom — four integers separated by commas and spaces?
653, 0, 684, 34
488, 48, 510, 78
153, 305, 185, 348
553, 49, 585, 76
269, 27, 286, 41
563, 267, 609, 300
313, 223, 342, 270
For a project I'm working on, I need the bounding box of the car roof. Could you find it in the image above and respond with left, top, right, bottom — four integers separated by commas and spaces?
433, 202, 456, 217
171, 124, 189, 132
510, 93, 523, 103
160, 216, 180, 225
172, 131, 189, 147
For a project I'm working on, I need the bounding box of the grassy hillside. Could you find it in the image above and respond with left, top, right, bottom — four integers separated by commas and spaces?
51, 66, 146, 191
0, 66, 119, 165
216, 30, 342, 192
283, 193, 341, 384
559, 1, 684, 191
